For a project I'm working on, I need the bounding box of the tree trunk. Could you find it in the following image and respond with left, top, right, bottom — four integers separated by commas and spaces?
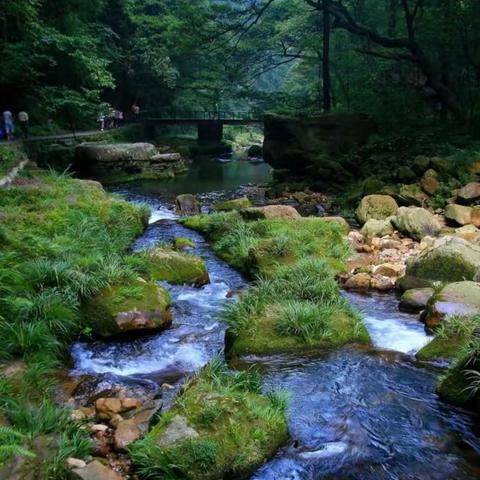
322, 0, 332, 111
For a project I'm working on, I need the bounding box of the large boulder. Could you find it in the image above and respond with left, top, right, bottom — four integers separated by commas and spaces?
399, 288, 434, 312
445, 204, 472, 226
213, 197, 252, 212
75, 143, 185, 183
146, 247, 209, 287
175, 194, 200, 215
397, 236, 480, 290
355, 195, 399, 225
392, 206, 441, 240
71, 460, 123, 480
397, 184, 429, 207
77, 142, 157, 163
241, 205, 301, 220
422, 281, 480, 328
457, 182, 480, 204
82, 279, 171, 337
360, 217, 394, 237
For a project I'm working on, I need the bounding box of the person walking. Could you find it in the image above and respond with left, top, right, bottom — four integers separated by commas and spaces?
18, 111, 29, 138
3, 110, 14, 141
131, 103, 140, 122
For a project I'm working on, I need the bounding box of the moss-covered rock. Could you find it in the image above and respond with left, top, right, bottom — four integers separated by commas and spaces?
360, 217, 394, 238
173, 237, 195, 250
397, 236, 480, 291
130, 362, 288, 480
437, 365, 475, 408
355, 195, 398, 225
392, 206, 441, 240
399, 288, 434, 313
82, 279, 172, 337
241, 205, 301, 220
147, 247, 209, 287
397, 184, 430, 207
213, 197, 252, 212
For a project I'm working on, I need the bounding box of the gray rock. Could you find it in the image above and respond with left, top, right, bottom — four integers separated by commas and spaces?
71, 461, 123, 480
457, 182, 480, 204
423, 281, 480, 328
360, 217, 394, 237
445, 204, 472, 226
175, 194, 200, 215
392, 207, 441, 240
156, 415, 199, 446
399, 288, 434, 312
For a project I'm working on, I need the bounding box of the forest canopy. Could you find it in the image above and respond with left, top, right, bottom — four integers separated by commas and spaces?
1, 0, 480, 127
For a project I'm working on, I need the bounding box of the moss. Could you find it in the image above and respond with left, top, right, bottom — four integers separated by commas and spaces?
130, 361, 288, 480
437, 365, 475, 408
173, 237, 195, 250
146, 246, 209, 286
213, 197, 252, 212
226, 309, 370, 358
82, 278, 171, 337
416, 335, 469, 361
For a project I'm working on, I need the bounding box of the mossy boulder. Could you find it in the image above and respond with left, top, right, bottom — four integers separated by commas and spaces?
437, 365, 476, 408
213, 197, 252, 212
147, 247, 209, 287
416, 333, 470, 362
397, 184, 429, 207
397, 236, 480, 291
130, 363, 288, 480
315, 216, 350, 234
355, 195, 398, 225
457, 182, 480, 204
422, 281, 480, 328
360, 217, 394, 238
82, 279, 172, 337
173, 237, 195, 250
399, 288, 434, 313
420, 169, 441, 196
392, 206, 441, 240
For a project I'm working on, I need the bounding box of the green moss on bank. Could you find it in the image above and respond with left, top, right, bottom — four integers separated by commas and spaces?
130, 359, 288, 480
0, 167, 150, 473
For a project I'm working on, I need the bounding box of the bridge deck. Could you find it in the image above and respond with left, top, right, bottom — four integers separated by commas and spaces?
145, 118, 262, 125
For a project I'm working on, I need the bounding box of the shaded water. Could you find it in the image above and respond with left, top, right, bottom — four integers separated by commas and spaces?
71, 158, 480, 479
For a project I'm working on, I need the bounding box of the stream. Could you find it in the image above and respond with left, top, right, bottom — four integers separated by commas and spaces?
71, 158, 480, 479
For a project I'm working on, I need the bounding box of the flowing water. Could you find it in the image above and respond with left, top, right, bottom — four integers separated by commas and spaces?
71, 157, 480, 479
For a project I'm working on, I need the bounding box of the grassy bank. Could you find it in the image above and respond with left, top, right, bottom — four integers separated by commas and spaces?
182, 211, 370, 357
0, 167, 149, 475
130, 358, 288, 480
417, 314, 480, 409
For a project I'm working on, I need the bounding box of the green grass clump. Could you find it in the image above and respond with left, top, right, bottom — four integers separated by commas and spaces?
130, 358, 288, 480
435, 317, 480, 410
183, 212, 369, 356
0, 168, 150, 472
0, 144, 27, 176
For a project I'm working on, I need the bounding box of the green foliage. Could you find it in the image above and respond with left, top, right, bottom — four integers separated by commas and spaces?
130, 358, 288, 480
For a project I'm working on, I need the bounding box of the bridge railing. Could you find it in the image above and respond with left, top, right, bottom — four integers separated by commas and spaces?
141, 110, 260, 121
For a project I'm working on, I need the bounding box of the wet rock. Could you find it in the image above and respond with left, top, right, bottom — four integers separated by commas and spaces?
423, 281, 480, 328
71, 460, 123, 480
213, 197, 252, 212
445, 204, 472, 226
82, 278, 172, 338
344, 273, 371, 290
147, 247, 209, 287
457, 182, 480, 204
175, 194, 200, 215
72, 373, 160, 407
397, 236, 480, 290
355, 195, 399, 225
421, 170, 441, 196
156, 415, 199, 446
392, 206, 441, 240
360, 218, 394, 238
241, 205, 301, 220
399, 288, 434, 312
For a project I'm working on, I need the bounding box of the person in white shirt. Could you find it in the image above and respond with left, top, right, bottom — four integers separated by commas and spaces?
18, 111, 29, 138
3, 110, 14, 141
